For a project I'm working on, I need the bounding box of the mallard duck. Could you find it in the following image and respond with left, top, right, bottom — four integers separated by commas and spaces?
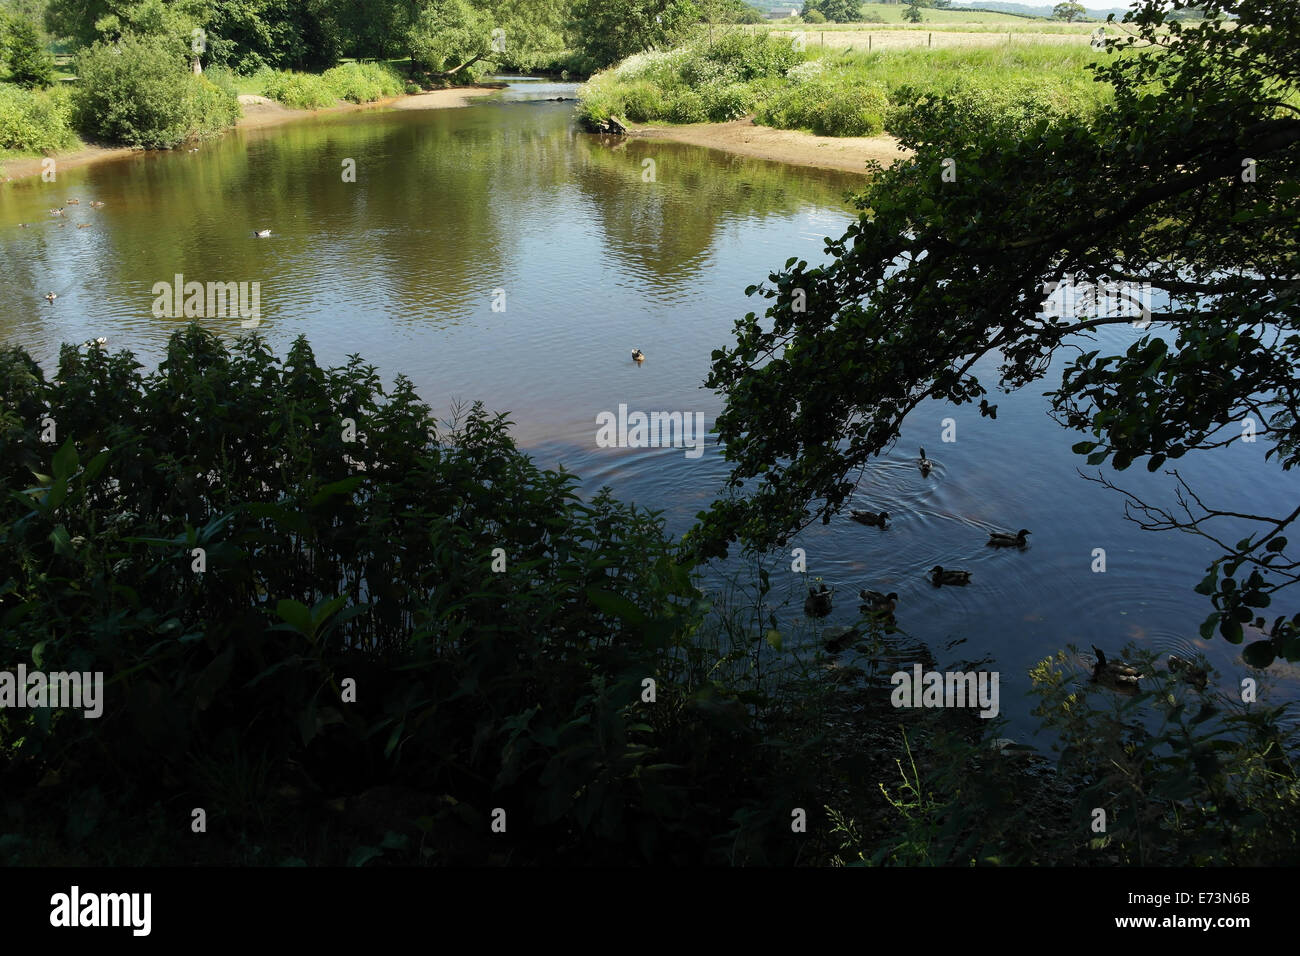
1167, 654, 1208, 690
631, 348, 645, 363
988, 528, 1031, 548
918, 447, 933, 476
1092, 646, 1144, 693
49, 208, 64, 216
44, 292, 58, 303
850, 509, 889, 527
804, 584, 833, 618
822, 625, 859, 653
930, 566, 971, 586
66, 198, 79, 205
858, 589, 898, 614
89, 201, 105, 208
77, 223, 92, 229
252, 229, 272, 238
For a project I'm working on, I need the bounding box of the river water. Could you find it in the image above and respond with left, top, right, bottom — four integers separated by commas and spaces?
2, 78, 1296, 736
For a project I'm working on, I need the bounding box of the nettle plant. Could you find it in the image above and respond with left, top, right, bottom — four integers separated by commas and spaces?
0, 327, 798, 864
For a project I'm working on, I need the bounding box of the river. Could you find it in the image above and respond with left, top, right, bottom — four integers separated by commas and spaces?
2, 77, 1296, 737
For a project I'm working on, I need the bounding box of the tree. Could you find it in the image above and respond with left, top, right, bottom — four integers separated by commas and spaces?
569, 0, 702, 70
696, 2, 1300, 661
903, 1, 922, 22
802, 0, 860, 22
2, 12, 55, 87
1052, 1, 1086, 21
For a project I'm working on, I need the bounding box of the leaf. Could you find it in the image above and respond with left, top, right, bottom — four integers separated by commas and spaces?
585, 588, 646, 625
765, 629, 783, 651
347, 845, 384, 867
1242, 640, 1275, 668
275, 599, 314, 637
1265, 536, 1287, 552
309, 476, 364, 507
51, 440, 78, 482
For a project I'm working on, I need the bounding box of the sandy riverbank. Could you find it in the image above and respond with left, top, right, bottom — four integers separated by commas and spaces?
626, 118, 910, 174
0, 86, 502, 182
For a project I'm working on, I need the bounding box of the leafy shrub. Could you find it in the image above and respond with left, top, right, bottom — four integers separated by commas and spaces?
322, 62, 403, 104
259, 69, 339, 110
757, 76, 887, 135
620, 80, 667, 122
72, 34, 239, 148
668, 88, 708, 124
0, 83, 77, 152
692, 31, 803, 82
0, 327, 807, 866
702, 82, 756, 122
804, 9, 827, 23
885, 79, 1083, 144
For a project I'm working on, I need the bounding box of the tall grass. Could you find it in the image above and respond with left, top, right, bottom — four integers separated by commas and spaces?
580, 36, 1113, 138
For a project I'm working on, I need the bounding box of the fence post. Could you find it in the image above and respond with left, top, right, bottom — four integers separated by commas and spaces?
869, 34, 872, 51
929, 32, 932, 48
821, 31, 825, 47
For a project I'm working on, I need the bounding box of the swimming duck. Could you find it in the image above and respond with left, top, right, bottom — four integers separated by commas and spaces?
252, 229, 272, 238
49, 208, 64, 216
89, 201, 105, 208
631, 348, 645, 363
988, 528, 1031, 548
804, 584, 833, 618
66, 198, 79, 205
918, 448, 933, 476
1167, 654, 1209, 690
858, 589, 899, 614
850, 509, 889, 527
44, 292, 58, 303
77, 223, 92, 229
929, 566, 971, 586
1092, 646, 1144, 693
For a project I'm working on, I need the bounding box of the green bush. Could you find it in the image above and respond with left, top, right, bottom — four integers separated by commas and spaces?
668, 88, 708, 124
0, 327, 811, 866
885, 79, 1083, 144
72, 34, 240, 149
259, 69, 339, 110
322, 62, 404, 104
702, 82, 757, 122
620, 80, 667, 123
0, 83, 77, 152
757, 76, 887, 136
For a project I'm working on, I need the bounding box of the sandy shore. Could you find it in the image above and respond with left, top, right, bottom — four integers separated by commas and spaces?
627, 118, 910, 174
0, 86, 501, 182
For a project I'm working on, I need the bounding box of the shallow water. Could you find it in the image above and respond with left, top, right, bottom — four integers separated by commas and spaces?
2, 78, 1296, 737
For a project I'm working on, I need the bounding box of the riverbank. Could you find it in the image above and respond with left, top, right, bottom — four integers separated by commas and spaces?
628, 117, 908, 174
0, 85, 501, 182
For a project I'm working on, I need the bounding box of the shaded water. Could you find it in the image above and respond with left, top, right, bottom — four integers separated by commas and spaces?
2, 79, 1297, 735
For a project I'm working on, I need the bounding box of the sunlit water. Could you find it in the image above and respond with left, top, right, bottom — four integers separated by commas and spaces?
3, 78, 1297, 738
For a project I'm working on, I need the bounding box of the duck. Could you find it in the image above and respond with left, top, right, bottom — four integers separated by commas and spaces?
930, 566, 971, 586
850, 509, 889, 527
77, 223, 92, 229
1092, 646, 1144, 693
49, 208, 64, 216
804, 584, 833, 618
1167, 654, 1209, 690
918, 447, 933, 476
89, 201, 105, 209
858, 589, 899, 614
65, 198, 79, 205
252, 229, 272, 238
44, 292, 58, 303
822, 625, 860, 653
631, 348, 645, 363
988, 528, 1031, 548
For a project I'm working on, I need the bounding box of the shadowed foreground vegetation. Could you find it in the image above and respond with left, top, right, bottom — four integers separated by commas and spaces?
0, 328, 1296, 865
